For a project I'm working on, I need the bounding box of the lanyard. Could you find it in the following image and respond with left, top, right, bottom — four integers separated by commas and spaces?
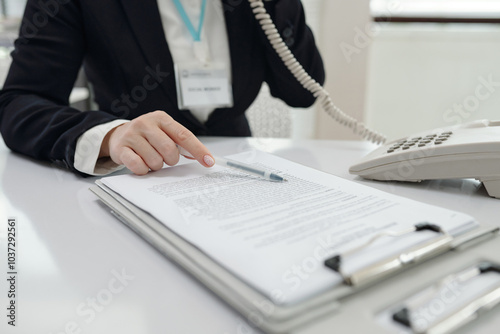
172, 0, 207, 42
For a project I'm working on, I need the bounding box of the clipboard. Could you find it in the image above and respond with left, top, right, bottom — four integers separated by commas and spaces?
90, 181, 499, 334
380, 261, 500, 334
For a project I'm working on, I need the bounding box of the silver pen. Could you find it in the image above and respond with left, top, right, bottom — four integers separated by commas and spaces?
214, 155, 286, 182
177, 145, 286, 182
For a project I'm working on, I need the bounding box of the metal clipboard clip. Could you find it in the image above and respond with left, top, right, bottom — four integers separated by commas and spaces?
324, 223, 454, 286
392, 261, 500, 334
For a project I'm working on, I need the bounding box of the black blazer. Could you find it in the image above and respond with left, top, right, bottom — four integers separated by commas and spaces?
0, 0, 324, 174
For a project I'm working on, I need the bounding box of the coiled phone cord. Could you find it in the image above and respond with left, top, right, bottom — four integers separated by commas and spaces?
248, 0, 386, 144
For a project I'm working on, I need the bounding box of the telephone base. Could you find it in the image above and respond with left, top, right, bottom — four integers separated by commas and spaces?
350, 119, 500, 200
479, 177, 500, 199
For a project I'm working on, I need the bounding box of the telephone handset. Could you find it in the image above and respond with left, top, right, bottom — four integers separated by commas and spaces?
251, 1, 500, 199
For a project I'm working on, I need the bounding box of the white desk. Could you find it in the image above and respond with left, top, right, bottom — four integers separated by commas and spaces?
0, 136, 499, 334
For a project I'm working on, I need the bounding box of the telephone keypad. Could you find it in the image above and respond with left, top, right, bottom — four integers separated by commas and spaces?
386, 131, 454, 153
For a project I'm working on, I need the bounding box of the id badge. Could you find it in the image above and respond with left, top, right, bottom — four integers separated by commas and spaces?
174, 63, 233, 110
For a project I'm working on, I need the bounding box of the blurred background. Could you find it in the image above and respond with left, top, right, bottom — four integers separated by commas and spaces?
0, 0, 90, 110
318, 0, 500, 141
0, 0, 23, 87
1, 0, 499, 141
0, 0, 24, 18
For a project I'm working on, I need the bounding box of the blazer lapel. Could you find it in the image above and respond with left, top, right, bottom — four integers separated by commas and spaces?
119, 0, 207, 129
119, 1, 177, 105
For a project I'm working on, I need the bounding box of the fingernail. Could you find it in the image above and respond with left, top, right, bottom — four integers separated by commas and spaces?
203, 155, 215, 167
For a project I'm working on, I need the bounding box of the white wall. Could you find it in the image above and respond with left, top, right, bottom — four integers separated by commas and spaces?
3, 0, 26, 17
365, 23, 500, 140
315, 0, 373, 140
312, 1, 500, 141
288, 0, 323, 139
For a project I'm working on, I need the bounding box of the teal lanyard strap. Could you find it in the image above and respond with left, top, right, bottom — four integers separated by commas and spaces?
172, 0, 208, 42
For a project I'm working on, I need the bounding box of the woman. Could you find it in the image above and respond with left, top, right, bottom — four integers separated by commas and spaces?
0, 0, 324, 175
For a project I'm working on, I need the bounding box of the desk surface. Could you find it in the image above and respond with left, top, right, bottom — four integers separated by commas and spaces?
1, 136, 499, 334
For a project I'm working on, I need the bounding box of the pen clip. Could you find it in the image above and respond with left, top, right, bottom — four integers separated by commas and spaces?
324, 223, 453, 286
213, 155, 286, 182
176, 146, 286, 182
392, 261, 500, 334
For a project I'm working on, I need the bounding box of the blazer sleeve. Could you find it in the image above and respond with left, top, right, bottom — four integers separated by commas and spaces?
260, 0, 325, 108
0, 0, 118, 171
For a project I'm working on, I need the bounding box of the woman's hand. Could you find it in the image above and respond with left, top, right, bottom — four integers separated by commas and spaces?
100, 110, 214, 175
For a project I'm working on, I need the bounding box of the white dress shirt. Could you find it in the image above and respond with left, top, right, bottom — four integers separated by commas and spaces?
74, 0, 231, 175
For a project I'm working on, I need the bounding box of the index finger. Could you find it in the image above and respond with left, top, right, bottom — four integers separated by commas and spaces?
159, 115, 214, 168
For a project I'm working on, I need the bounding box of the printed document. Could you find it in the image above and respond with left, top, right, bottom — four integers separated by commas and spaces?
100, 151, 477, 305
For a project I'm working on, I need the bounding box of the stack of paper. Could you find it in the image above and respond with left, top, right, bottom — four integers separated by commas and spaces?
95, 151, 479, 305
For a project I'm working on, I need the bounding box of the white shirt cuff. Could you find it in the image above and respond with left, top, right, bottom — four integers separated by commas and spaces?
74, 119, 130, 176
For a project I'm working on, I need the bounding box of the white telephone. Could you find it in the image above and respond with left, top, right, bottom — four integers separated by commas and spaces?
349, 120, 500, 199
250, 1, 500, 199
